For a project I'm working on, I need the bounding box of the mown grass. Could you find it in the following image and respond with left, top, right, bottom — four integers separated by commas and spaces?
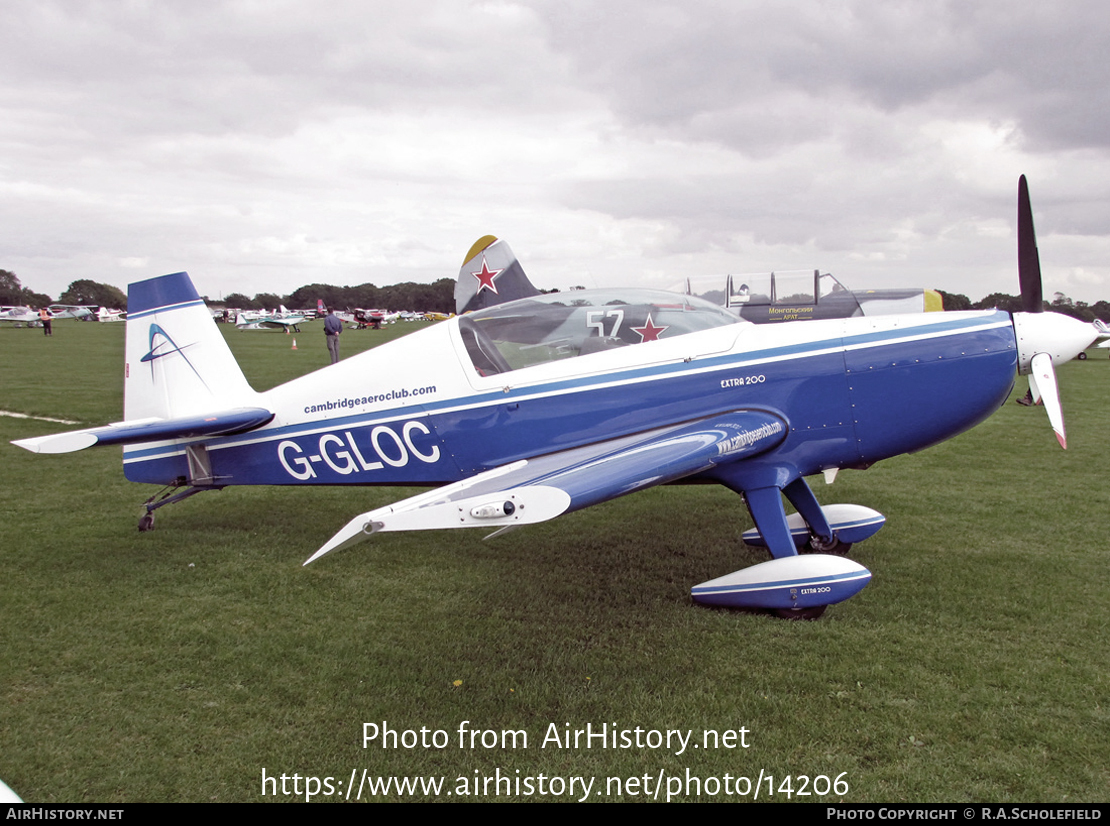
1, 322, 1107, 803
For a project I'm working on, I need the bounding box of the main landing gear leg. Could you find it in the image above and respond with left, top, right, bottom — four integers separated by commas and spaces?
742, 486, 827, 620
783, 477, 850, 555
742, 486, 798, 560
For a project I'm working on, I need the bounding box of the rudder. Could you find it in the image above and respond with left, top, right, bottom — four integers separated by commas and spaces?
125, 272, 257, 421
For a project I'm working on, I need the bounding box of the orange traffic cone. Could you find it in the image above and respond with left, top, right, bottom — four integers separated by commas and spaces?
291, 338, 297, 350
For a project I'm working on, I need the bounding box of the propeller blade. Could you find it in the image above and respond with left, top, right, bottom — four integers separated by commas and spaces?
1027, 368, 1042, 404
1029, 352, 1066, 449
1018, 175, 1044, 313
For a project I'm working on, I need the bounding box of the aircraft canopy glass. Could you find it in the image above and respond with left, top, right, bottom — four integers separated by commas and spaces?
460, 289, 741, 374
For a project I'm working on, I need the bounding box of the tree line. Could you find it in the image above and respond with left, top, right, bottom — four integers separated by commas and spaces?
4, 266, 1110, 322
936, 289, 1110, 322
1, 271, 128, 309
0, 272, 458, 314
225, 279, 456, 314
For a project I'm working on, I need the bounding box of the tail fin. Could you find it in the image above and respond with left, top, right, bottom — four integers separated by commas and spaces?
454, 236, 541, 314
12, 272, 270, 455
125, 272, 258, 421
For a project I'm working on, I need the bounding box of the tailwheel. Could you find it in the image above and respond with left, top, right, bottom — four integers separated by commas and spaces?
773, 605, 827, 620
138, 512, 155, 532
804, 533, 851, 556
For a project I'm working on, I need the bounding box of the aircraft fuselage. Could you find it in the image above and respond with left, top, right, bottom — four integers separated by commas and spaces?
122, 309, 1018, 492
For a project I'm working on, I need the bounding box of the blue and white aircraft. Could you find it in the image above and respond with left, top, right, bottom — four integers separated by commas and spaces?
234, 306, 307, 332
11, 178, 1100, 618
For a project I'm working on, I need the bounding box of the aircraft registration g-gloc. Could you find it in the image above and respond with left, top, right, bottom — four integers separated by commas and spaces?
13, 178, 1100, 618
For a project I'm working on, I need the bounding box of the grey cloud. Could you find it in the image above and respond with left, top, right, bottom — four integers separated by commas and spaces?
1, 0, 567, 140
527, 0, 1110, 154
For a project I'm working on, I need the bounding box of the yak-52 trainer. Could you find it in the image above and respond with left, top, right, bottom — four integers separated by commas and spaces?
452, 236, 943, 322
12, 178, 1099, 617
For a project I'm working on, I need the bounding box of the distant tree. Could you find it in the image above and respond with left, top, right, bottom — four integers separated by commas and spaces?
935, 289, 972, 311
0, 269, 22, 304
287, 283, 348, 310
0, 270, 54, 306
223, 292, 256, 309
287, 278, 454, 314
58, 279, 127, 310
973, 292, 1025, 313
381, 278, 453, 313
23, 289, 53, 307
348, 283, 382, 308
253, 292, 284, 311
1049, 292, 1095, 322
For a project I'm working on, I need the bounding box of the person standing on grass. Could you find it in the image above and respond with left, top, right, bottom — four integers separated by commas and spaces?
38, 307, 52, 336
324, 307, 343, 364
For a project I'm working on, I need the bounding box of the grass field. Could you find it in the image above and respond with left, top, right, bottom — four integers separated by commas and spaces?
2, 319, 1108, 803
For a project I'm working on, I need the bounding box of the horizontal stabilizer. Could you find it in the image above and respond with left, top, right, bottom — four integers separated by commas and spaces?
11, 407, 274, 454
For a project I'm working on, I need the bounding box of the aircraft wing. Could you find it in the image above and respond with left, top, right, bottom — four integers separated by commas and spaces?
11, 407, 274, 454
305, 409, 788, 564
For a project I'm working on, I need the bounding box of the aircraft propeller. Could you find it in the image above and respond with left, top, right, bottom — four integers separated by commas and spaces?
1017, 175, 1044, 314
1010, 175, 1100, 448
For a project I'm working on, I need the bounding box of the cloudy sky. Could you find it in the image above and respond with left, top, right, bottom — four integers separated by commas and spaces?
4, 0, 1110, 305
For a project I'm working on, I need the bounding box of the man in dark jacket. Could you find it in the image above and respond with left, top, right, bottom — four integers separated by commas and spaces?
324, 308, 343, 364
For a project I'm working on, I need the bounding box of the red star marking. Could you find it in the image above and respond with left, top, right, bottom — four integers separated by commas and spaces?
471, 256, 503, 294
632, 314, 668, 343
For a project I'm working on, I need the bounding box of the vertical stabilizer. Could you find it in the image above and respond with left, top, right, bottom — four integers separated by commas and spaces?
454, 236, 541, 314
125, 272, 258, 421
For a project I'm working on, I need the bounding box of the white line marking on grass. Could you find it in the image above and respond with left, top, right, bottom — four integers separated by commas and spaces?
0, 410, 79, 425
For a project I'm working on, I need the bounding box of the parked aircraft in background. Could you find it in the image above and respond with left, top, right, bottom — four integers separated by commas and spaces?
681, 271, 943, 322
350, 308, 388, 329
0, 306, 41, 325
235, 306, 307, 332
3, 304, 114, 324
452, 236, 942, 324
12, 178, 1099, 618
48, 304, 96, 321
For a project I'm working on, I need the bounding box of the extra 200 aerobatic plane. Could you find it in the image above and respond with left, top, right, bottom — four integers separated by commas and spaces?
13, 178, 1101, 618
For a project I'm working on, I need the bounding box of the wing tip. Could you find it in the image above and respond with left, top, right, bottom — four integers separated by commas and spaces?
11, 431, 99, 454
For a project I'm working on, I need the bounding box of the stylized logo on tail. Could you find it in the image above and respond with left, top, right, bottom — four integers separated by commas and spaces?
140, 323, 207, 388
